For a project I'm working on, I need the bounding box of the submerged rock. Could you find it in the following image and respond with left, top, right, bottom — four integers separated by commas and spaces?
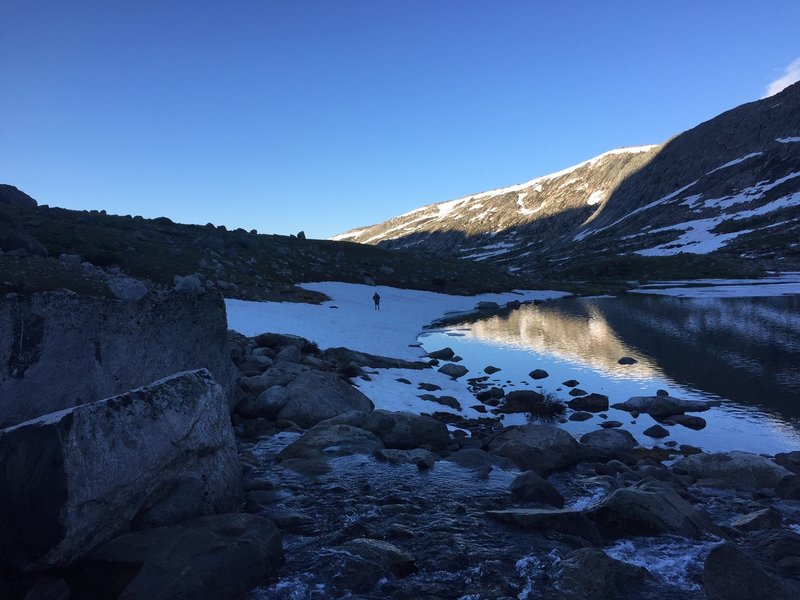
485, 508, 601, 545
551, 547, 651, 599
510, 471, 565, 508
445, 448, 517, 478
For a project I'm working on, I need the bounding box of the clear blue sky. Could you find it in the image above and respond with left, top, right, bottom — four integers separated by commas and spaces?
2, 1, 799, 239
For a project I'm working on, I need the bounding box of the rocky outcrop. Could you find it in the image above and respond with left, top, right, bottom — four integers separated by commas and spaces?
673, 451, 793, 490
611, 395, 719, 419
0, 370, 241, 571
488, 424, 579, 475
276, 370, 374, 428
80, 514, 282, 600
0, 290, 236, 424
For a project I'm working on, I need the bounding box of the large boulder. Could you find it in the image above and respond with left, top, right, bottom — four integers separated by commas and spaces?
276, 370, 374, 428
322, 347, 426, 370
567, 393, 609, 412
0, 369, 241, 571
510, 471, 565, 508
703, 542, 798, 600
80, 514, 282, 600
444, 448, 517, 478
488, 424, 579, 475
673, 451, 793, 491
550, 548, 650, 599
438, 363, 468, 379
585, 479, 720, 540
362, 409, 450, 450
0, 290, 237, 423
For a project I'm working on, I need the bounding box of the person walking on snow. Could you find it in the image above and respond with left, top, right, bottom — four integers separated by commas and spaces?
373, 292, 381, 310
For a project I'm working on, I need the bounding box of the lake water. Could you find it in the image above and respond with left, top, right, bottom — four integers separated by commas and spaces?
420, 293, 800, 455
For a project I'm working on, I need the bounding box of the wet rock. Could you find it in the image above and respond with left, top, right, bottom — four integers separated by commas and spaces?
476, 387, 505, 401
585, 478, 721, 540
668, 414, 707, 430
396, 378, 412, 384
529, 369, 549, 380
510, 471, 564, 508
562, 379, 580, 387
438, 363, 469, 379
485, 508, 601, 545
260, 509, 316, 535
332, 538, 417, 593
729, 508, 783, 532
569, 411, 593, 421
774, 450, 800, 476
488, 424, 579, 475
612, 395, 719, 419
81, 514, 282, 600
444, 448, 517, 478
673, 451, 792, 491
0, 370, 240, 571
599, 421, 623, 429
551, 547, 650, 599
580, 429, 638, 453
277, 424, 384, 461
617, 356, 638, 365
277, 371, 374, 428
427, 347, 455, 360
703, 542, 797, 600
374, 448, 438, 469
484, 365, 501, 374
568, 388, 588, 396
363, 409, 450, 450
321, 347, 426, 370
567, 393, 609, 412
476, 301, 500, 310
643, 424, 670, 438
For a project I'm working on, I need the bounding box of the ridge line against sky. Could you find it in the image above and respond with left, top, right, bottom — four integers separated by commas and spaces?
1, 1, 799, 239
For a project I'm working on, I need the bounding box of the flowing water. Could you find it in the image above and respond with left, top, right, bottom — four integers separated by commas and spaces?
420, 293, 800, 455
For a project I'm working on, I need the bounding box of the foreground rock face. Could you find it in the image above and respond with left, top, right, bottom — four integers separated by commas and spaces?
0, 290, 236, 423
81, 514, 282, 600
0, 369, 241, 571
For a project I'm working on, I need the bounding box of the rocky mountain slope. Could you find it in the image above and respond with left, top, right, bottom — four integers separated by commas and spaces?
336, 81, 800, 280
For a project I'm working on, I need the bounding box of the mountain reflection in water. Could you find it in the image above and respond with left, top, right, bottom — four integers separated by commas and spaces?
465, 294, 800, 419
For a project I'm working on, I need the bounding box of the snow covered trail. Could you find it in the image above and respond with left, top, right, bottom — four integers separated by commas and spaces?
225, 282, 570, 422
225, 282, 569, 361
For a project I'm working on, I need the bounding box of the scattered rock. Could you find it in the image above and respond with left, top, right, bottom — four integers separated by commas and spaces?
568, 388, 588, 396
484, 366, 501, 374
418, 382, 441, 392
363, 409, 450, 450
617, 356, 638, 365
612, 395, 719, 419
668, 414, 707, 430
551, 548, 651, 600
703, 542, 797, 600
445, 448, 517, 478
427, 347, 455, 360
275, 344, 302, 363
277, 424, 384, 461
569, 411, 593, 421
673, 451, 793, 491
173, 273, 204, 294
567, 393, 609, 412
438, 363, 469, 379
729, 508, 783, 532
485, 508, 601, 545
562, 379, 579, 387
580, 428, 638, 453
643, 424, 670, 438
529, 369, 549, 380
497, 390, 544, 413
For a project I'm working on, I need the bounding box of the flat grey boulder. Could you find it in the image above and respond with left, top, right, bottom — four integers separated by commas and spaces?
488, 424, 579, 475
362, 409, 450, 450
673, 451, 793, 490
277, 370, 374, 428
84, 514, 282, 600
485, 508, 601, 545
550, 548, 650, 600
0, 369, 241, 571
567, 393, 609, 412
585, 479, 720, 540
277, 423, 384, 461
580, 428, 638, 453
612, 395, 719, 419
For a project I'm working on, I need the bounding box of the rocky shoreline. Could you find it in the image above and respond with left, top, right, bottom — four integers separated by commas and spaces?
1, 290, 799, 599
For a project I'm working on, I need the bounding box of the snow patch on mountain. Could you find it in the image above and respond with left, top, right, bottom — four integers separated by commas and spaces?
707, 152, 763, 175
776, 136, 800, 143
587, 190, 605, 206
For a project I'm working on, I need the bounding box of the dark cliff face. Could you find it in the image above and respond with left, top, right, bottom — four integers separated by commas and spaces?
0, 290, 237, 424
336, 81, 800, 277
